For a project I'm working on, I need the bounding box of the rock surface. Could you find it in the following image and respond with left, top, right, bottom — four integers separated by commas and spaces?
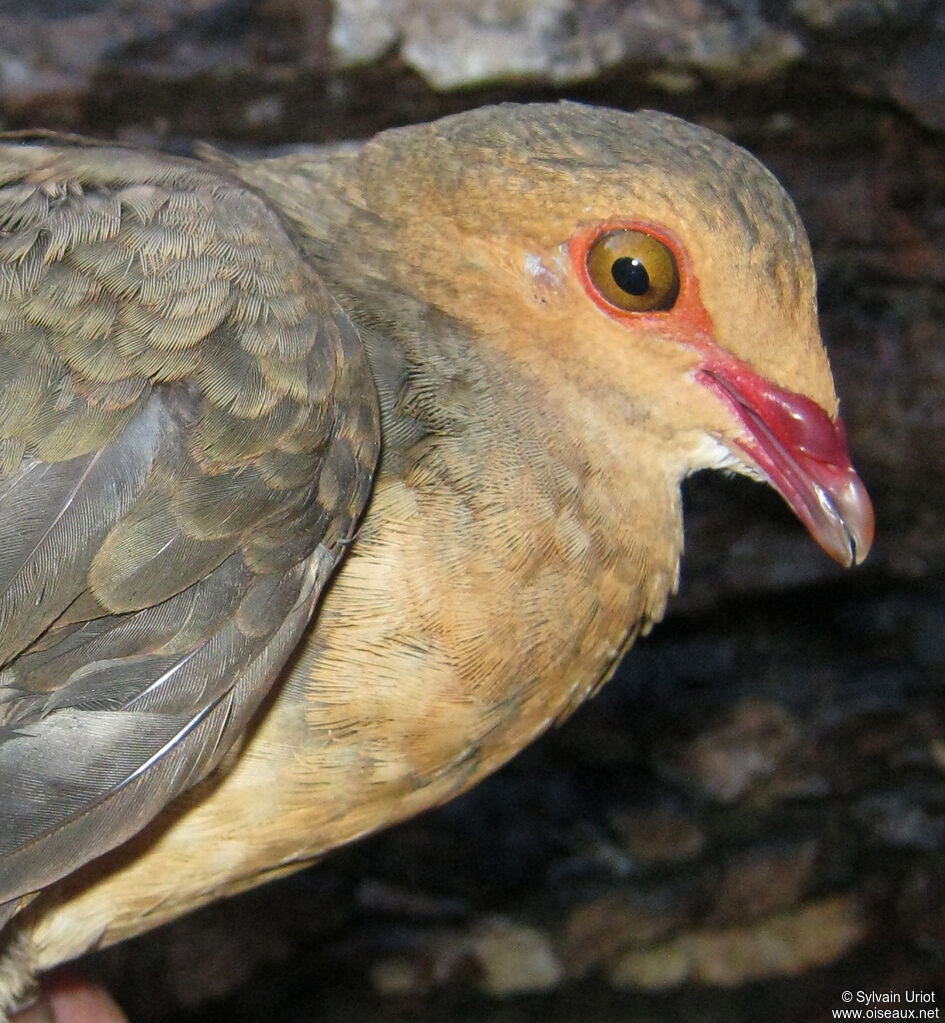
1, 1, 942, 1020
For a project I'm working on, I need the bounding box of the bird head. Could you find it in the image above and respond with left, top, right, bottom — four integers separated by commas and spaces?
324, 102, 873, 567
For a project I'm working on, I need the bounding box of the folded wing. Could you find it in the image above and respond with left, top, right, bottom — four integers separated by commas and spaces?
0, 136, 379, 913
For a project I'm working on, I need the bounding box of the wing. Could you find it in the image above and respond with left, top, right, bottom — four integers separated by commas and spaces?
0, 136, 380, 914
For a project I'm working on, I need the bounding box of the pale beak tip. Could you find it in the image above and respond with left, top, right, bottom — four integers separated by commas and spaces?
846, 480, 875, 567
817, 469, 874, 568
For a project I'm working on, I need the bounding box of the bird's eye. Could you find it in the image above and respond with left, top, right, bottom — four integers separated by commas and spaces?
586, 230, 680, 313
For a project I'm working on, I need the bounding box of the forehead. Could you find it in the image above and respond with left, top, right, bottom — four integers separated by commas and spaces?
375, 104, 805, 252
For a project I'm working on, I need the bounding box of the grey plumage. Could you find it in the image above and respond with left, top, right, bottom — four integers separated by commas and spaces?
0, 135, 380, 917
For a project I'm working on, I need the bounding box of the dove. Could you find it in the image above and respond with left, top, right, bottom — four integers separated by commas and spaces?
0, 103, 872, 1017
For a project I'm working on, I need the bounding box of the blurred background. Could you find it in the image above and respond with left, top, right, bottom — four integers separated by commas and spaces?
2, 1, 943, 1019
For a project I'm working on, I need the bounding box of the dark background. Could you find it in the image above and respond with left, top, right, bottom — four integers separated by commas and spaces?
3, 2, 943, 1020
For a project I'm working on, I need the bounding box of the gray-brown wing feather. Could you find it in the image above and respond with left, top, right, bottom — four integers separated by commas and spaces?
0, 137, 380, 909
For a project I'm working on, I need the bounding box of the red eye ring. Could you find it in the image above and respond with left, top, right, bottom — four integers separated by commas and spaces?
568, 219, 716, 346
584, 228, 680, 312
570, 220, 689, 313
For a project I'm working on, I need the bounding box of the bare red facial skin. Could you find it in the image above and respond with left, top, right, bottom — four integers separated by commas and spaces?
570, 219, 715, 343
570, 222, 875, 567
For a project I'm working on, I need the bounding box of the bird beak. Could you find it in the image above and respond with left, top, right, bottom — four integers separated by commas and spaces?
696, 358, 874, 567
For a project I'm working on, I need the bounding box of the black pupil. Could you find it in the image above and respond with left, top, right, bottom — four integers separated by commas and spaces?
611, 256, 650, 296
